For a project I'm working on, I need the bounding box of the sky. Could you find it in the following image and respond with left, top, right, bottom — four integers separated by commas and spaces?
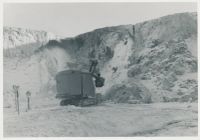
3, 2, 197, 37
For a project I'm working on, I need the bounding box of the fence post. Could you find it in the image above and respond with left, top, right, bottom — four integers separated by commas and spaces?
16, 89, 19, 115
13, 85, 20, 115
26, 91, 31, 111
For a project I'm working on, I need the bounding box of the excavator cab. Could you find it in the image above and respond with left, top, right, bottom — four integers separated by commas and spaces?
55, 59, 105, 106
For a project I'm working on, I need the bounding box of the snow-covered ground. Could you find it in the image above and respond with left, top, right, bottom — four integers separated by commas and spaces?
4, 102, 198, 137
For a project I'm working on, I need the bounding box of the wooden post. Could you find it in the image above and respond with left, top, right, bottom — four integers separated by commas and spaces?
28, 97, 30, 110
16, 89, 19, 115
14, 87, 17, 111
13, 85, 20, 115
26, 91, 31, 111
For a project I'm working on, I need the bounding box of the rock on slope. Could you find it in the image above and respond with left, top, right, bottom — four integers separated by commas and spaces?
3, 12, 197, 108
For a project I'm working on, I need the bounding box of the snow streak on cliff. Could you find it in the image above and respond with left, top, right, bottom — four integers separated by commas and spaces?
3, 26, 59, 49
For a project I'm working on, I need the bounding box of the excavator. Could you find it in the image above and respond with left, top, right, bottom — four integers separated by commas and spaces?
55, 59, 105, 106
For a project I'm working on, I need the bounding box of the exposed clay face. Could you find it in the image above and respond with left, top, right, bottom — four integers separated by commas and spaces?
3, 12, 197, 108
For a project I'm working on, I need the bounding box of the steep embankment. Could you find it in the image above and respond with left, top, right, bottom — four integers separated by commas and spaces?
3, 12, 197, 108
3, 27, 61, 107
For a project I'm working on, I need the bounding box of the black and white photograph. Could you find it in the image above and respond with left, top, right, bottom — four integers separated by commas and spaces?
2, 1, 199, 137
